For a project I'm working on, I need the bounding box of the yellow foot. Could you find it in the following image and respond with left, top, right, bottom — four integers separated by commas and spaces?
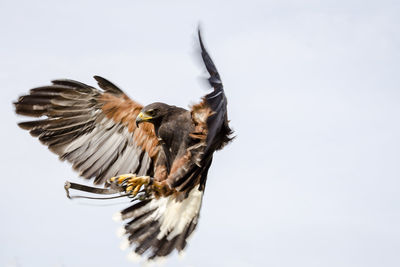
109, 174, 150, 196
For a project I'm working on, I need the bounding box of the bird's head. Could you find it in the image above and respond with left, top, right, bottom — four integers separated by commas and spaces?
135, 102, 172, 127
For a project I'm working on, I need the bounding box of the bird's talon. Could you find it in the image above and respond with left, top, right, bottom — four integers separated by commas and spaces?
108, 174, 137, 185
109, 174, 150, 197
132, 185, 141, 196
126, 185, 134, 192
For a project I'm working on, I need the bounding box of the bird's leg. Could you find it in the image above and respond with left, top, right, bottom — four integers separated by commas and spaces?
151, 180, 175, 196
108, 174, 151, 197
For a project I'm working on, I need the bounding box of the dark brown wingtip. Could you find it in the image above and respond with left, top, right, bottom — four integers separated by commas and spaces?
17, 121, 33, 130
197, 25, 205, 51
197, 27, 222, 90
93, 75, 124, 95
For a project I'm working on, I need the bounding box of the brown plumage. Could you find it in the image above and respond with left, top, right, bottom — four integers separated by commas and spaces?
14, 29, 233, 262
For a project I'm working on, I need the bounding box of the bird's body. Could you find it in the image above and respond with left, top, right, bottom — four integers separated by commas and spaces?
14, 30, 233, 261
153, 105, 194, 165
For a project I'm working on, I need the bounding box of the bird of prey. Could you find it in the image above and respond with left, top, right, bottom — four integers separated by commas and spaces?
14, 29, 233, 262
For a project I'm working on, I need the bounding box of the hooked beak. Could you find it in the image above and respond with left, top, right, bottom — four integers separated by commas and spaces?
135, 112, 152, 127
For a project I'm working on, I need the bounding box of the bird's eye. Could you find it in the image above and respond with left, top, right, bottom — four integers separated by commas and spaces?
147, 109, 156, 116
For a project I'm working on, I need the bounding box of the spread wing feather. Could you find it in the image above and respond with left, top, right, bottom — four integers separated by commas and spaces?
14, 76, 159, 185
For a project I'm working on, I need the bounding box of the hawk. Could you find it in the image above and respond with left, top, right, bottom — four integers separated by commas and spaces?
14, 29, 233, 262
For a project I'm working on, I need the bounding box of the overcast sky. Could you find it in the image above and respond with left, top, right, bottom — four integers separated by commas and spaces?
1, 0, 400, 266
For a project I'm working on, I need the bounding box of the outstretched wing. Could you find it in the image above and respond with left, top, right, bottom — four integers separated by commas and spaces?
163, 29, 234, 192
197, 29, 234, 153
14, 76, 159, 185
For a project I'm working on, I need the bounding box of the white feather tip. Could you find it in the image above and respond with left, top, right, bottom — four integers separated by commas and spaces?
112, 212, 122, 222
178, 251, 186, 260
116, 227, 126, 237
119, 239, 130, 251
126, 251, 142, 263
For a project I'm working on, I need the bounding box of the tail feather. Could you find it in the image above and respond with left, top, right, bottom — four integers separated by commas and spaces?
150, 235, 178, 259
134, 227, 160, 255
120, 199, 152, 220
116, 186, 203, 261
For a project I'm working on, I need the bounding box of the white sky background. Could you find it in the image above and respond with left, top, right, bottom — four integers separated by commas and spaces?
1, 0, 399, 266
